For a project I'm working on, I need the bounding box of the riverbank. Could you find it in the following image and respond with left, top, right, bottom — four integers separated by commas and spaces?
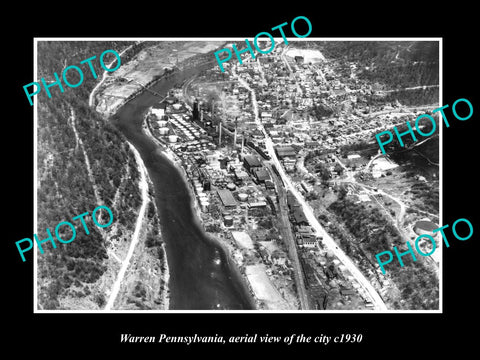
93, 41, 224, 118
110, 54, 255, 309
142, 107, 298, 310
142, 112, 257, 309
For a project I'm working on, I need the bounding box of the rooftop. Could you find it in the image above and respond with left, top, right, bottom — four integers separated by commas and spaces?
217, 189, 237, 207
243, 155, 262, 168
275, 146, 297, 159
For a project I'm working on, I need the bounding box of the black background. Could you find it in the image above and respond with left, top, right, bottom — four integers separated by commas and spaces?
4, 3, 478, 356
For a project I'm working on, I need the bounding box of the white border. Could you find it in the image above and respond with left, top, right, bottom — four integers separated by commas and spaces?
33, 37, 443, 314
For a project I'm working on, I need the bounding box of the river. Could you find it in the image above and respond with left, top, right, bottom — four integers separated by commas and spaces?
112, 64, 255, 310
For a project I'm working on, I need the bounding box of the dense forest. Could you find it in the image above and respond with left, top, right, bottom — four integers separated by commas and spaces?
318, 41, 439, 88
365, 87, 439, 106
292, 41, 440, 106
36, 41, 146, 309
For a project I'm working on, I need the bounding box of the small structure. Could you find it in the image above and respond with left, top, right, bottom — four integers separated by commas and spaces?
287, 191, 300, 209
340, 288, 356, 296
302, 235, 317, 248
347, 154, 361, 160
226, 183, 236, 191
234, 169, 250, 182
223, 216, 234, 227
265, 179, 275, 190
238, 193, 249, 202
305, 141, 320, 148
219, 157, 230, 169
248, 201, 267, 209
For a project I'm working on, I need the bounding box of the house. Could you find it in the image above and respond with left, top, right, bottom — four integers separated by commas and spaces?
340, 288, 356, 296
297, 226, 312, 235
261, 111, 273, 119
302, 235, 317, 248
305, 141, 320, 148
294, 55, 304, 64
265, 179, 275, 190
283, 158, 296, 172
271, 252, 286, 266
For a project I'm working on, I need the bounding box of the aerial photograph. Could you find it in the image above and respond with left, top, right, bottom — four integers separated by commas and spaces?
35, 39, 440, 311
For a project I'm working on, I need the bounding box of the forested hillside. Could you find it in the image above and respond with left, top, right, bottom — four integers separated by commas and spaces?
319, 41, 439, 105
319, 41, 439, 87
36, 41, 164, 310
328, 197, 439, 310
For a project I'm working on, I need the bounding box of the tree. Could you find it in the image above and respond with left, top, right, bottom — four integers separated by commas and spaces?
338, 186, 348, 200
334, 163, 344, 176
206, 223, 222, 233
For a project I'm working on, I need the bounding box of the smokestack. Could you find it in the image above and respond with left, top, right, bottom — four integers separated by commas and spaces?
233, 116, 238, 147
241, 133, 245, 156
200, 109, 203, 122
218, 123, 222, 146
212, 102, 215, 118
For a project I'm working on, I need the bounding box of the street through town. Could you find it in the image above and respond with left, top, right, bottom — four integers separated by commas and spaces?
233, 67, 388, 311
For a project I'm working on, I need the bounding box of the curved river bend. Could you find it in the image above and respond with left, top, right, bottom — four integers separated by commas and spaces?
112, 65, 255, 310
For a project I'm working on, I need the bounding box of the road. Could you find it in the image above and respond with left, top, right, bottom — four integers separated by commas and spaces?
280, 47, 293, 74
365, 152, 383, 171
233, 67, 388, 310
335, 155, 407, 233
232, 66, 310, 308
182, 75, 197, 105
265, 162, 310, 310
89, 44, 135, 108
383, 84, 439, 93
68, 107, 102, 206
105, 143, 149, 310
267, 142, 387, 310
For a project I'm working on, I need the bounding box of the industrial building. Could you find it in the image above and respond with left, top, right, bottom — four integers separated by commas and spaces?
217, 189, 237, 208
243, 155, 262, 173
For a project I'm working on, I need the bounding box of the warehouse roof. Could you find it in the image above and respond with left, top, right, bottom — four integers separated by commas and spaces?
253, 168, 271, 182
217, 189, 237, 207
243, 155, 262, 168
275, 146, 297, 159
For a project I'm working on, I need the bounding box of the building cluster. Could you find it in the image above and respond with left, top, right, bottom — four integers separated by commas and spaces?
218, 49, 384, 309
217, 44, 421, 157
145, 97, 298, 308
148, 100, 217, 152
143, 44, 399, 309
